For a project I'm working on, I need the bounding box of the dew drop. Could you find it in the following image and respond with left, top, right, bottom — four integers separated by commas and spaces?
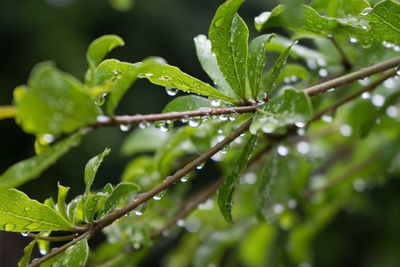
306, 59, 317, 70
4, 223, 15, 231
371, 94, 385, 107
219, 114, 228, 121
288, 199, 297, 210
165, 87, 178, 96
176, 219, 186, 227
134, 203, 146, 216
395, 66, 400, 76
139, 121, 151, 129
41, 134, 55, 144
95, 93, 106, 106
196, 162, 205, 170
153, 190, 166, 200
133, 243, 141, 250
296, 141, 310, 154
316, 58, 327, 67
24, 206, 31, 212
180, 175, 190, 183
340, 124, 353, 137
277, 145, 289, 157
243, 172, 257, 184
322, 115, 333, 123
297, 128, 305, 136
382, 41, 394, 48
353, 178, 366, 192
327, 88, 335, 93
360, 7, 372, 16
318, 68, 328, 77
361, 92, 371, 99
214, 17, 224, 27
40, 248, 47, 255
144, 73, 153, 77
349, 37, 358, 44
228, 112, 238, 121
211, 99, 221, 107
188, 117, 202, 128
21, 232, 29, 237
220, 144, 230, 154
295, 121, 306, 128
120, 124, 131, 132
155, 121, 171, 132
386, 105, 398, 118
273, 203, 284, 214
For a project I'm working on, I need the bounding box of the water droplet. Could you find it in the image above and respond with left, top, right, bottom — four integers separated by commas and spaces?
306, 59, 317, 70
153, 190, 166, 200
217, 129, 223, 134
211, 99, 221, 107
327, 88, 335, 93
318, 68, 328, 77
386, 105, 398, 118
228, 112, 237, 121
133, 243, 141, 250
360, 7, 372, 16
214, 17, 224, 27
395, 66, 400, 76
243, 172, 257, 184
288, 199, 297, 209
120, 124, 131, 132
4, 223, 15, 231
24, 206, 31, 212
316, 58, 326, 67
188, 117, 202, 128
137, 73, 145, 78
144, 73, 153, 77
349, 37, 358, 44
95, 93, 106, 106
134, 203, 146, 216
296, 141, 310, 154
196, 162, 205, 170
21, 232, 29, 237
180, 175, 190, 183
254, 11, 270, 25
219, 114, 228, 121
322, 115, 333, 123
383, 78, 396, 89
394, 46, 400, 52
220, 144, 230, 154
295, 121, 306, 128
41, 134, 54, 144
273, 203, 284, 214
382, 41, 394, 48
176, 219, 186, 227
340, 124, 353, 137
139, 121, 151, 129
155, 121, 172, 132
277, 145, 289, 157
165, 87, 178, 96
40, 248, 47, 255
371, 94, 385, 107
361, 92, 371, 99
353, 178, 366, 192
97, 115, 111, 123
297, 128, 305, 136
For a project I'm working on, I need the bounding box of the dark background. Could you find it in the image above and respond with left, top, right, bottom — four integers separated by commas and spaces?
1, 0, 399, 266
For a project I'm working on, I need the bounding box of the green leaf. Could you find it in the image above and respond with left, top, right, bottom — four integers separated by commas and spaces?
83, 148, 111, 221
18, 238, 37, 267
262, 41, 297, 97
163, 95, 212, 113
0, 131, 83, 190
250, 89, 313, 135
14, 62, 99, 136
311, 0, 370, 18
218, 135, 257, 222
53, 237, 89, 267
87, 35, 124, 69
84, 193, 109, 222
365, 0, 400, 45
247, 34, 276, 100
94, 59, 142, 115
138, 60, 237, 104
0, 189, 73, 232
361, 89, 400, 138
109, 0, 135, 12
257, 149, 292, 221
98, 182, 140, 218
57, 183, 70, 222
121, 127, 170, 156
194, 35, 235, 99
209, 0, 248, 101
254, 5, 369, 39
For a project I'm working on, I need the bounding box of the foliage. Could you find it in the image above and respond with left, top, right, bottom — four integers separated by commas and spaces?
1, 0, 400, 266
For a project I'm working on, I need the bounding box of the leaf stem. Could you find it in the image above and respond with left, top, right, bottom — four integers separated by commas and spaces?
27, 233, 77, 242
329, 35, 352, 72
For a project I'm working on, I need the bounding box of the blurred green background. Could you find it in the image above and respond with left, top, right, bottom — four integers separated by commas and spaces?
1, 0, 399, 266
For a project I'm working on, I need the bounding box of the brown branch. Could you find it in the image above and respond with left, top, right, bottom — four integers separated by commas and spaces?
150, 178, 224, 239
29, 231, 91, 267
95, 105, 258, 127
311, 69, 397, 123
304, 56, 400, 96
27, 233, 77, 242
304, 152, 380, 199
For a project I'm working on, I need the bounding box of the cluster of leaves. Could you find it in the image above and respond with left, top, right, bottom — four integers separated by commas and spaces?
1, 0, 400, 266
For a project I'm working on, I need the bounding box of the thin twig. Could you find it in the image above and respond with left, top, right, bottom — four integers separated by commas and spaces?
29, 231, 91, 267
304, 56, 400, 96
27, 233, 77, 242
329, 36, 352, 71
150, 178, 224, 239
311, 69, 397, 122
304, 152, 380, 198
